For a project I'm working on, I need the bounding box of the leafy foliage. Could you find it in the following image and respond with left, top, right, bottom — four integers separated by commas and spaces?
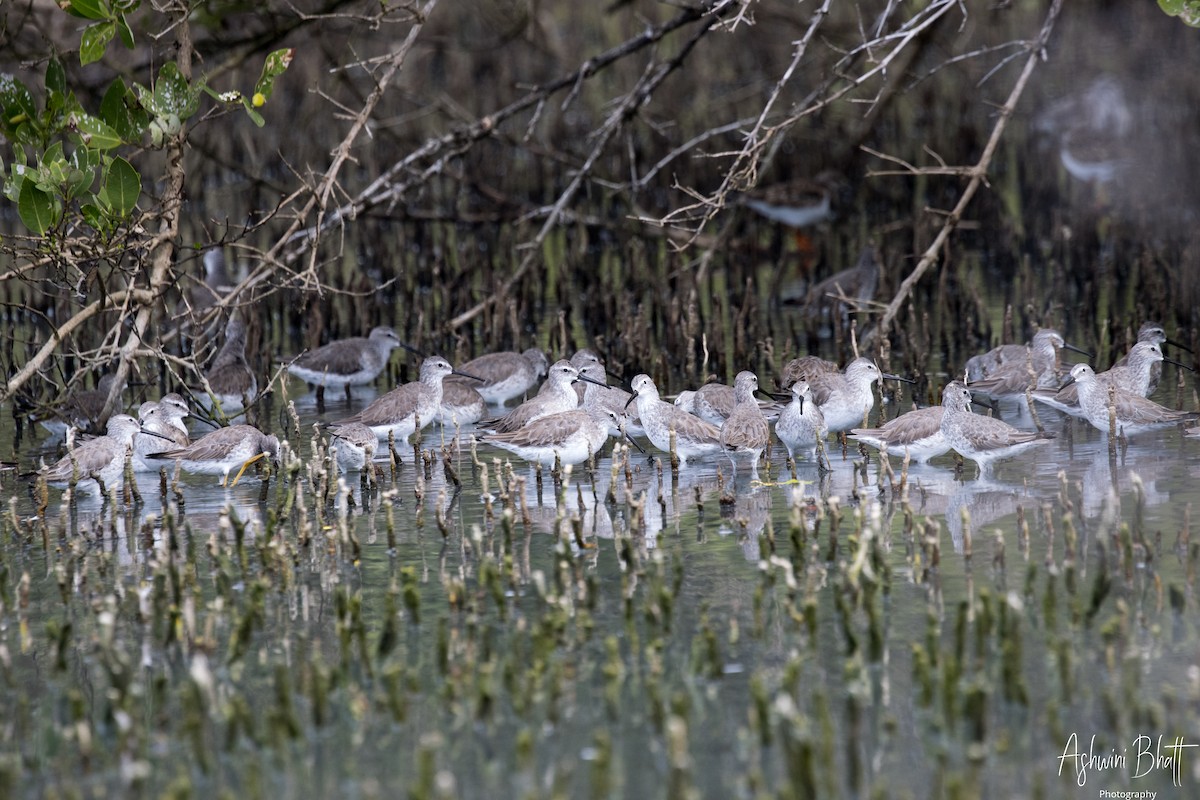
1159, 0, 1200, 26
0, 7, 292, 236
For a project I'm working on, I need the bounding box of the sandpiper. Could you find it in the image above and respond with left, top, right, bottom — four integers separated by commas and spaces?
627, 374, 723, 460
533, 349, 604, 404
736, 171, 846, 229
851, 405, 948, 463
287, 326, 403, 398
191, 249, 234, 314
481, 360, 603, 434
1112, 322, 1192, 395
966, 329, 1090, 400
132, 396, 191, 472
939, 382, 1055, 472
1061, 363, 1199, 436
37, 373, 127, 436
40, 414, 141, 493
339, 356, 471, 442
719, 371, 770, 476
804, 357, 909, 433
577, 362, 642, 437
965, 328, 1087, 388
447, 348, 549, 405
675, 382, 735, 426
802, 245, 880, 318
675, 381, 780, 426
1033, 341, 1184, 416
151, 424, 281, 487
437, 381, 487, 427
777, 354, 841, 391
554, 349, 604, 404
775, 380, 826, 461
201, 314, 257, 414
481, 406, 621, 467
328, 422, 378, 473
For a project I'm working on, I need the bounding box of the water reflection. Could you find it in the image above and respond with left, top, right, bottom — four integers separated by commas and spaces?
8, 371, 1200, 800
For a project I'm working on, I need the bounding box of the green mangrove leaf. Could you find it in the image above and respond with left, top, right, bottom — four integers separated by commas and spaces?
1159, 0, 1200, 25
18, 179, 58, 234
46, 59, 67, 98
117, 13, 135, 48
253, 48, 294, 103
153, 62, 201, 120
101, 156, 139, 216
80, 21, 116, 66
99, 78, 147, 141
0, 74, 37, 133
73, 113, 122, 150
80, 202, 106, 232
63, 0, 111, 21
241, 99, 265, 128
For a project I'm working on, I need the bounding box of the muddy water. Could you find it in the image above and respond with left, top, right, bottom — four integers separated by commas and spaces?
2, 359, 1199, 798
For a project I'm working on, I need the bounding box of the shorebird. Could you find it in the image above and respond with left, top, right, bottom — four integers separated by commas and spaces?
201, 314, 257, 414
190, 249, 234, 315
939, 382, 1055, 472
850, 405, 948, 463
1111, 322, 1192, 395
801, 245, 880, 318
40, 414, 141, 493
736, 173, 844, 230
37, 373, 127, 436
132, 395, 190, 472
481, 360, 603, 434
532, 349, 604, 404
150, 424, 281, 487
775, 380, 826, 462
966, 329, 1090, 401
675, 381, 780, 426
964, 328, 1086, 388
327, 422, 378, 473
338, 356, 474, 442
777, 354, 841, 391
577, 362, 642, 437
1061, 363, 1199, 437
287, 326, 403, 399
719, 371, 770, 476
437, 381, 487, 427
803, 357, 910, 434
481, 406, 622, 467
1032, 342, 1186, 417
627, 374, 723, 461
675, 382, 736, 426
1035, 77, 1131, 187
446, 348, 549, 405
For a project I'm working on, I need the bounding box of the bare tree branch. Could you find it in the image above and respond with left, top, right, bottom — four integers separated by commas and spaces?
862, 0, 1064, 349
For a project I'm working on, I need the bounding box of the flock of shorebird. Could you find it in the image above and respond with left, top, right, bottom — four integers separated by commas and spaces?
32, 317, 1200, 495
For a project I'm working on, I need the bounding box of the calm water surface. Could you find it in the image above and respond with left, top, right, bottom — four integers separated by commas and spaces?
2, 373, 1199, 799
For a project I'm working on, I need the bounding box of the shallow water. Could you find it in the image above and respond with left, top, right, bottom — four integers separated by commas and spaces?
3, 370, 1199, 798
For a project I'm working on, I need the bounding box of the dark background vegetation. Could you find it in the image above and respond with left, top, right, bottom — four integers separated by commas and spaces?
3, 0, 1199, 419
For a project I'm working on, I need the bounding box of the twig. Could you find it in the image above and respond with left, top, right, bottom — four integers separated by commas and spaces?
863, 0, 1064, 349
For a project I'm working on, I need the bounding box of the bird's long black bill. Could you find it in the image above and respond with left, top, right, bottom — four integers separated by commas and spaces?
1062, 342, 1091, 357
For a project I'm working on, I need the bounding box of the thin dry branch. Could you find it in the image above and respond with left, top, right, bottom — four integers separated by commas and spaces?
659, 0, 959, 241
267, 0, 735, 269
863, 0, 1064, 349
447, 4, 731, 331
